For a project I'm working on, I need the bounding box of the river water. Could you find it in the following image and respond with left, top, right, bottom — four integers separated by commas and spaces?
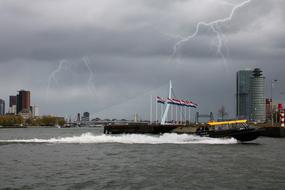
0, 127, 284, 190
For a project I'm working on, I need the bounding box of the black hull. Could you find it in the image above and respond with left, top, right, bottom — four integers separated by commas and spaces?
195, 128, 261, 142
210, 129, 260, 142
230, 130, 261, 141
104, 124, 178, 134
104, 125, 261, 142
260, 127, 285, 137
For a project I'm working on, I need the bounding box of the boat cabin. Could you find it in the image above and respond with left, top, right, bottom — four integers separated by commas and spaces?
207, 120, 249, 131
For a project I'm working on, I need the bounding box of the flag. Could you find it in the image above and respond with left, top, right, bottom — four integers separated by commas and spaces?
157, 96, 165, 104
166, 98, 173, 104
188, 101, 198, 108
157, 96, 198, 108
172, 98, 182, 105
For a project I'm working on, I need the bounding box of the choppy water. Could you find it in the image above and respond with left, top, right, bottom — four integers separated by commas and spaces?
0, 128, 285, 190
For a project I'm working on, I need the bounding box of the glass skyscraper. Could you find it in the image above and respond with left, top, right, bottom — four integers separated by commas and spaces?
250, 68, 266, 122
236, 70, 252, 119
236, 68, 266, 122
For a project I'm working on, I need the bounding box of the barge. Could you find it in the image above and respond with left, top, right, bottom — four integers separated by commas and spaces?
104, 120, 262, 142
260, 127, 285, 137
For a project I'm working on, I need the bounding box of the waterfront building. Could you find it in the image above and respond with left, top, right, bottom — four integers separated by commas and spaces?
19, 109, 32, 120
0, 99, 5, 115
236, 68, 266, 123
250, 68, 266, 122
81, 112, 90, 122
30, 105, 39, 117
9, 95, 17, 107
236, 69, 252, 119
9, 95, 17, 114
77, 113, 81, 122
266, 98, 272, 121
16, 90, 31, 114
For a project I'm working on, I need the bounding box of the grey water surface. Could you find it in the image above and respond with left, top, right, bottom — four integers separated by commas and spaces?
0, 127, 285, 190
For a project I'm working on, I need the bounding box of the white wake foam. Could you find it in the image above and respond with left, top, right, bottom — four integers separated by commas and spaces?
0, 133, 237, 144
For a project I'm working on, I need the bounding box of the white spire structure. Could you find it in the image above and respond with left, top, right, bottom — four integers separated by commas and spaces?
161, 80, 172, 125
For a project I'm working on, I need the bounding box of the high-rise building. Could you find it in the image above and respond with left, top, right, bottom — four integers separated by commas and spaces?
16, 90, 31, 114
30, 105, 39, 117
81, 112, 90, 122
0, 99, 5, 115
77, 113, 81, 122
265, 98, 272, 121
9, 96, 17, 107
236, 68, 266, 123
250, 68, 266, 122
9, 95, 17, 114
236, 70, 252, 119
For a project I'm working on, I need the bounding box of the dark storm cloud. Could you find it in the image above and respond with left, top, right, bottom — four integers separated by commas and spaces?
0, 0, 265, 62
0, 0, 285, 118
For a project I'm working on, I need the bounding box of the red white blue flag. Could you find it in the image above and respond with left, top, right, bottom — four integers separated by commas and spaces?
157, 96, 166, 104
157, 96, 198, 108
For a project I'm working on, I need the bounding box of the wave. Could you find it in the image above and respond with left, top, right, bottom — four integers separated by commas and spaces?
0, 133, 237, 144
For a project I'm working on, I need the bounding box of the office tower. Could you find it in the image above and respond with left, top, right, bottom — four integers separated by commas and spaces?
30, 105, 39, 117
81, 112, 90, 122
34, 106, 39, 117
16, 90, 31, 113
0, 99, 5, 115
236, 68, 266, 123
265, 98, 272, 121
250, 68, 266, 122
77, 113, 81, 122
236, 70, 252, 119
9, 95, 17, 114
9, 96, 17, 107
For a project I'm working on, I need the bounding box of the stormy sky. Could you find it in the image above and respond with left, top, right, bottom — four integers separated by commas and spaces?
0, 0, 284, 120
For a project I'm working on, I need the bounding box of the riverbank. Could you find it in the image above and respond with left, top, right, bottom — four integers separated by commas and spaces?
0, 125, 62, 129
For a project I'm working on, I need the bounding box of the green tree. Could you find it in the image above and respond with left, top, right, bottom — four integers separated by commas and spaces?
0, 115, 24, 126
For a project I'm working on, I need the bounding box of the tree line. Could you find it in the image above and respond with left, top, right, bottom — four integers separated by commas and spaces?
0, 115, 65, 127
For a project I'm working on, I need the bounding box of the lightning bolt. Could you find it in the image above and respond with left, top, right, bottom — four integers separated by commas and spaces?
211, 24, 227, 67
82, 56, 96, 95
172, 0, 252, 68
46, 60, 68, 100
46, 57, 96, 100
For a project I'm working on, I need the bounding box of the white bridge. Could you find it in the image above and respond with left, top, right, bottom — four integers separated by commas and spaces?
151, 80, 198, 125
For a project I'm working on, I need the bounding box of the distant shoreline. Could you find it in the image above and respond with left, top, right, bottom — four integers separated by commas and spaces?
0, 126, 60, 129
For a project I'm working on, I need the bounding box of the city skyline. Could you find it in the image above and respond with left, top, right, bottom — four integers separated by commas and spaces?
0, 0, 284, 119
